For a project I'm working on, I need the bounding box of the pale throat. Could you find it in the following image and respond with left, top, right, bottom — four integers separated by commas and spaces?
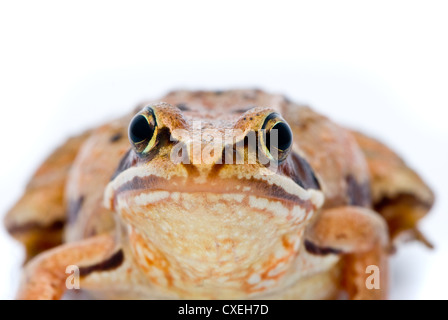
115, 188, 319, 297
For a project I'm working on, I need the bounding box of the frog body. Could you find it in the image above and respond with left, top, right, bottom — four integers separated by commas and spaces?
4, 90, 434, 299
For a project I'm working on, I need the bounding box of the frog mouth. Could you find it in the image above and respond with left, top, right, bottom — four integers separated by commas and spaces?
104, 170, 324, 213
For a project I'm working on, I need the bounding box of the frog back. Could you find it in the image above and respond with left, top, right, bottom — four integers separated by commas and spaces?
64, 115, 133, 242
281, 104, 371, 209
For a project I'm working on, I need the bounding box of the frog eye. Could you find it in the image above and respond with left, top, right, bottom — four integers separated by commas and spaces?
260, 113, 293, 162
128, 109, 158, 155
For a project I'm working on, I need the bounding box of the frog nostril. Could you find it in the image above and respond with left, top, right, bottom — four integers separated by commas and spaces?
289, 152, 321, 190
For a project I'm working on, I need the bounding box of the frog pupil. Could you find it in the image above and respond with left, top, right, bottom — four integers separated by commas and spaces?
129, 115, 154, 144
267, 122, 292, 152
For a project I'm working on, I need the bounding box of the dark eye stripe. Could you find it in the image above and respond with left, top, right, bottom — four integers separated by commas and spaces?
289, 152, 321, 190
110, 149, 137, 181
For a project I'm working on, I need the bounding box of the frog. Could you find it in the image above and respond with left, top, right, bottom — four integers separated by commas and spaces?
4, 89, 434, 300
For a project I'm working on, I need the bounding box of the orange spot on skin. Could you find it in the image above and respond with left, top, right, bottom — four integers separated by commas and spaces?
130, 229, 173, 288
242, 234, 299, 294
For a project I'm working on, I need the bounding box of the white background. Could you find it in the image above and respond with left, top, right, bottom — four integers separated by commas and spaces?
0, 1, 447, 299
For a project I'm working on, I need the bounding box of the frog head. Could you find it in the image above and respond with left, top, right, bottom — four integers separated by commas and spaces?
104, 100, 324, 297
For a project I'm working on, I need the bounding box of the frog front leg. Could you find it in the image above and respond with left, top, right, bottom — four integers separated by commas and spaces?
16, 233, 137, 300
305, 206, 389, 300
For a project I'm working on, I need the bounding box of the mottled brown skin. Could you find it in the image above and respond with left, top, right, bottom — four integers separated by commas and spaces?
351, 131, 435, 247
4, 131, 92, 260
5, 90, 434, 300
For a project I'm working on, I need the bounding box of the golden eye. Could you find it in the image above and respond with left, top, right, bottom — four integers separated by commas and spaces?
260, 113, 293, 162
128, 108, 158, 155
